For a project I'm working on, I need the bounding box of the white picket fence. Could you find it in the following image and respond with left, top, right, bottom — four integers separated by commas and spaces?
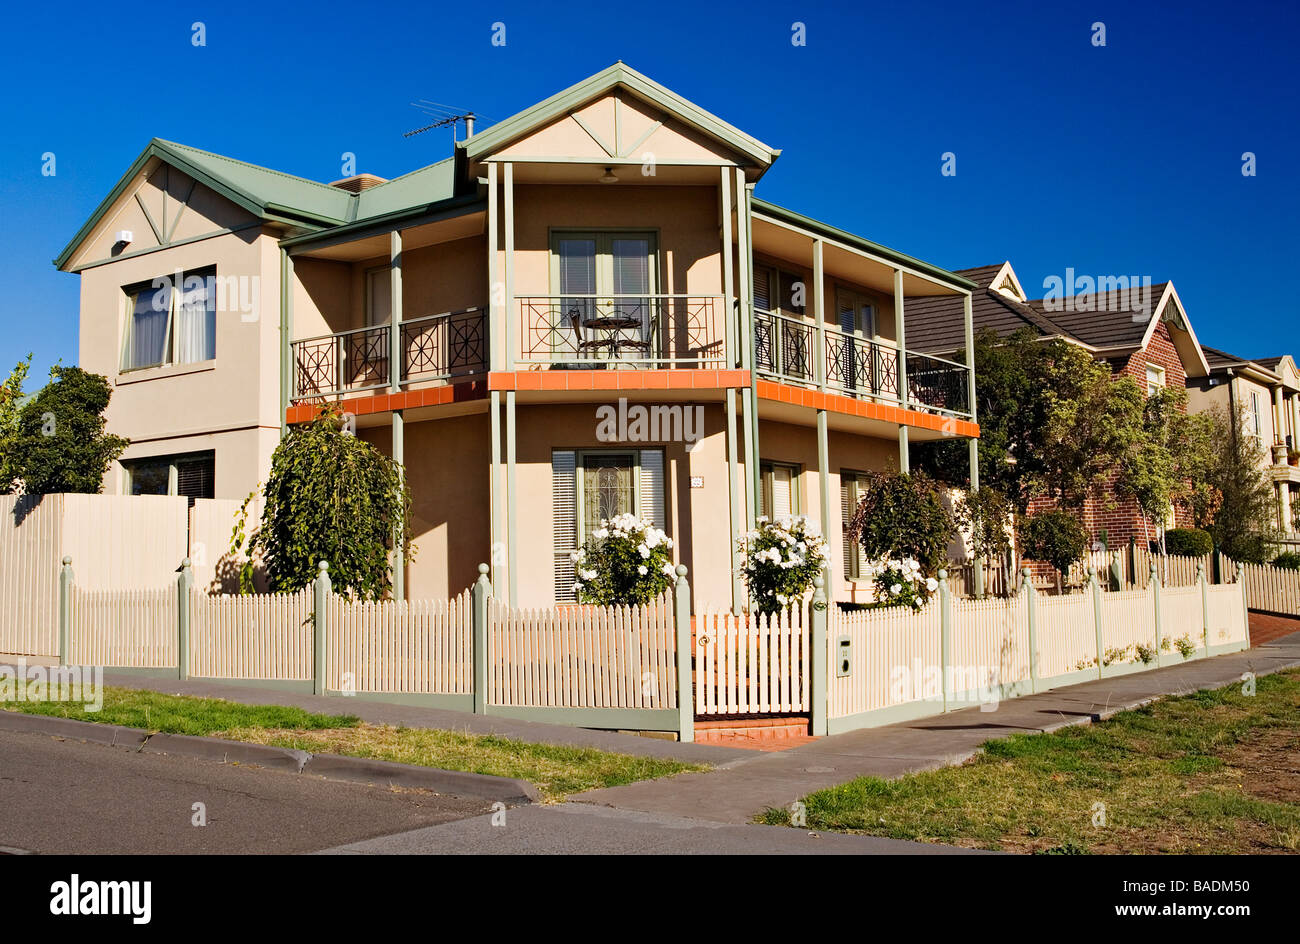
70, 585, 177, 669
1237, 561, 1300, 616
694, 605, 810, 716
189, 587, 314, 680
486, 595, 677, 709
330, 591, 472, 695
828, 603, 939, 717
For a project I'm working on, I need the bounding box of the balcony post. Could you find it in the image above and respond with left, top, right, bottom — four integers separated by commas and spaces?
964, 290, 984, 597
279, 247, 293, 437
504, 161, 515, 372
487, 161, 501, 372
817, 407, 831, 596
895, 268, 910, 473
726, 388, 744, 612
392, 409, 404, 601
720, 166, 735, 369
739, 171, 760, 532
506, 389, 517, 606
813, 238, 826, 389
390, 230, 402, 391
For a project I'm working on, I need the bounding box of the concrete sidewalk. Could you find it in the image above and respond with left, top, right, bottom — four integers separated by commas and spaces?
574, 629, 1300, 824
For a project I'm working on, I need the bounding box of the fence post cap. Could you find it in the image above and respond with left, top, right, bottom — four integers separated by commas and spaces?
813, 574, 825, 589
1149, 560, 1158, 575
181, 557, 192, 569
937, 568, 947, 580
1196, 560, 1206, 575
1019, 566, 1031, 578
675, 564, 688, 578
477, 562, 489, 576
318, 560, 330, 573
61, 555, 71, 566
1236, 562, 1245, 576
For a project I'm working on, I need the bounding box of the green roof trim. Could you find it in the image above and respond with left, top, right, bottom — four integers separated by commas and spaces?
750, 198, 976, 292
462, 62, 781, 169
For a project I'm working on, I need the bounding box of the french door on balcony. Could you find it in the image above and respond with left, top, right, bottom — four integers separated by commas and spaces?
835, 290, 886, 395
552, 232, 657, 362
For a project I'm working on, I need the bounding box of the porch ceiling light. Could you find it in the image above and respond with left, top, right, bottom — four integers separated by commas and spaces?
599, 166, 619, 183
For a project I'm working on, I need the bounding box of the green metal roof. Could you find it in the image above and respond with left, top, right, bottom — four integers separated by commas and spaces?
750, 198, 976, 292
354, 157, 457, 219
462, 61, 781, 169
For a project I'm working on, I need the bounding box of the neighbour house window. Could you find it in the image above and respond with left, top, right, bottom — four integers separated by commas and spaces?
123, 451, 215, 506
551, 448, 666, 602
841, 472, 869, 580
1251, 391, 1264, 445
1145, 363, 1166, 396
758, 461, 801, 520
121, 267, 216, 371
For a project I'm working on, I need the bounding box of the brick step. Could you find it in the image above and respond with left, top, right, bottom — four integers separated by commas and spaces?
694, 715, 811, 739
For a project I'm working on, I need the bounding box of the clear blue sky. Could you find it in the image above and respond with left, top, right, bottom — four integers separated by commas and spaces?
2, 0, 1296, 383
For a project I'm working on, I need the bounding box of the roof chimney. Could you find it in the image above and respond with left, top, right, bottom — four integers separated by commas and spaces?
329, 173, 388, 193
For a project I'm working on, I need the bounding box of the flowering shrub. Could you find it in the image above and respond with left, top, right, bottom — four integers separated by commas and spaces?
863, 556, 939, 610
738, 516, 829, 613
571, 514, 675, 606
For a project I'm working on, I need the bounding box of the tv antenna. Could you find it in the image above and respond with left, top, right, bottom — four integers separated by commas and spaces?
405, 101, 479, 142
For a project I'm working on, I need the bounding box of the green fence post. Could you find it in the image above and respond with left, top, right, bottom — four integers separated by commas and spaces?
313, 561, 330, 696
58, 556, 73, 666
938, 569, 953, 711
674, 565, 694, 744
1197, 561, 1210, 656
810, 573, 828, 736
1129, 535, 1137, 586
1237, 562, 1250, 647
1108, 550, 1123, 592
1150, 561, 1162, 664
1088, 566, 1104, 679
177, 558, 193, 680
472, 563, 490, 714
1021, 567, 1038, 693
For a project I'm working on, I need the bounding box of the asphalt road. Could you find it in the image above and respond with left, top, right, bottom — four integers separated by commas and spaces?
0, 729, 490, 854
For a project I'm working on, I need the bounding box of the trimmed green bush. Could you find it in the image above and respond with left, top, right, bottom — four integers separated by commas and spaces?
848, 471, 956, 577
1164, 527, 1213, 558
1272, 551, 1300, 571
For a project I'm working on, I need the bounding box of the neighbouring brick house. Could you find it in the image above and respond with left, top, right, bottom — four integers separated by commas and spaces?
908, 260, 1211, 553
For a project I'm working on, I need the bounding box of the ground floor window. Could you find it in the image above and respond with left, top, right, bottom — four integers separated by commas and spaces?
553, 448, 665, 602
840, 470, 869, 580
757, 461, 800, 520
123, 451, 215, 505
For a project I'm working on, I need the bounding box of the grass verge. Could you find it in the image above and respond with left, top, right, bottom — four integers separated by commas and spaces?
758, 668, 1300, 854
2, 686, 703, 802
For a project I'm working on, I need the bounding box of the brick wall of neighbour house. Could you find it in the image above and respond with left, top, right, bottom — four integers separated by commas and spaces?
1022, 322, 1192, 579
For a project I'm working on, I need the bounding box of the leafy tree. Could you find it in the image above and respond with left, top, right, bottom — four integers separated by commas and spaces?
237, 407, 411, 598
1018, 509, 1089, 578
1115, 386, 1216, 551
10, 366, 127, 494
1199, 405, 1277, 564
1163, 528, 1213, 558
0, 355, 32, 493
954, 485, 1014, 592
849, 471, 956, 577
916, 328, 1143, 512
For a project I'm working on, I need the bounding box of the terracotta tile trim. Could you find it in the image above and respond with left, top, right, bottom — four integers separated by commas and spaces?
285, 378, 490, 424
756, 379, 980, 438
487, 369, 751, 392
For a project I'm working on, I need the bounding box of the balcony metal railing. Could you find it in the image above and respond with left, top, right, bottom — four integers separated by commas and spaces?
754, 310, 972, 418
516, 295, 724, 369
292, 307, 487, 401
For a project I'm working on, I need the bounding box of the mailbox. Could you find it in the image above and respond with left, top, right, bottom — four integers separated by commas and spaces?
836, 636, 852, 677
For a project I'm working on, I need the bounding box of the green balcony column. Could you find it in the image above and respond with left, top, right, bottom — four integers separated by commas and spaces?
726, 387, 743, 612
506, 390, 517, 606
390, 230, 402, 393
392, 409, 405, 602
813, 238, 826, 389
503, 162, 515, 372
720, 165, 735, 368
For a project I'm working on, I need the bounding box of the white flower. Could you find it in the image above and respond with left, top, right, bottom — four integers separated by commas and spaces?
637, 543, 651, 559
925, 577, 938, 592
638, 565, 648, 576
890, 583, 903, 595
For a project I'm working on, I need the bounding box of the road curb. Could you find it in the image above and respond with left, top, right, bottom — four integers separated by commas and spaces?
0, 711, 537, 805
302, 754, 540, 804
141, 733, 311, 772
0, 711, 149, 750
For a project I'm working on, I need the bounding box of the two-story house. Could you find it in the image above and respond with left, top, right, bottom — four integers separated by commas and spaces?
56, 63, 981, 611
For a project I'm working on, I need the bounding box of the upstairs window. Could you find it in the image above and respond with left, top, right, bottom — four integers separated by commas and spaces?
122, 267, 216, 370
1145, 363, 1166, 397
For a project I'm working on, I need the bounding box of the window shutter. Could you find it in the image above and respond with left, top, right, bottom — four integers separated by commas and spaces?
753, 267, 772, 312
553, 451, 577, 602
772, 465, 793, 518
611, 239, 650, 295
639, 450, 665, 531
175, 455, 215, 506
841, 476, 856, 580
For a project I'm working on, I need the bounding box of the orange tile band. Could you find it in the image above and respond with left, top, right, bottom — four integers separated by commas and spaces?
756, 379, 980, 438
284, 378, 490, 425
487, 368, 751, 392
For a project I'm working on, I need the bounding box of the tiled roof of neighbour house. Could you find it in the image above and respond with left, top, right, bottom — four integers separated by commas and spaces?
1200, 346, 1282, 381
905, 264, 1074, 355
1024, 283, 1170, 351
1251, 355, 1286, 371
